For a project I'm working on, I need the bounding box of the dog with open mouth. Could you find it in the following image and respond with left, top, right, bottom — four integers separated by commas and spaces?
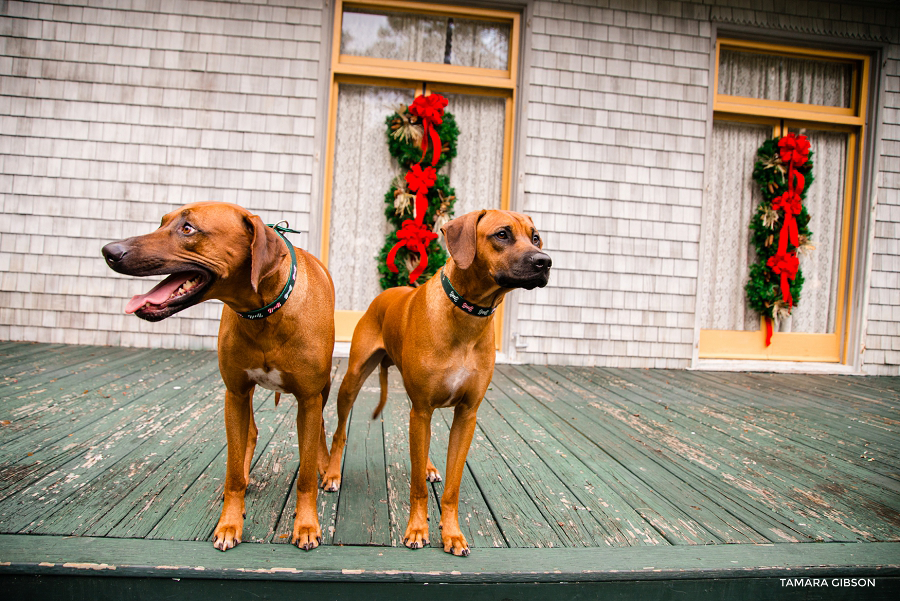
102, 201, 335, 552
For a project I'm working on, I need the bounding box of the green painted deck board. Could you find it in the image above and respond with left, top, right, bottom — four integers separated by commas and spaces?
0, 355, 219, 501
639, 368, 900, 484
330, 385, 391, 546
502, 364, 810, 543
1, 342, 898, 588
690, 370, 900, 448
538, 365, 896, 543
573, 367, 900, 534
639, 369, 900, 473
489, 368, 712, 546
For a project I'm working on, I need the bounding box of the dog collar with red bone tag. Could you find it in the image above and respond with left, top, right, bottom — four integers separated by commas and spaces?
440, 268, 496, 317
237, 223, 299, 320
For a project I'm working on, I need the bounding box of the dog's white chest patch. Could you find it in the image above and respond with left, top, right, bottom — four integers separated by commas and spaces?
440, 367, 472, 406
245, 368, 287, 393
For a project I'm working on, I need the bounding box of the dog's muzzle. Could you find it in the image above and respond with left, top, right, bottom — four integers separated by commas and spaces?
495, 251, 552, 290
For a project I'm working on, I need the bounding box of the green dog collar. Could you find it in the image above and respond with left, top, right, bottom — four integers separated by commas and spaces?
440, 268, 496, 317
237, 223, 299, 320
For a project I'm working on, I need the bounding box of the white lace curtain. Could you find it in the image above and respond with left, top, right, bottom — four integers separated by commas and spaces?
441, 92, 505, 217
718, 49, 853, 108
700, 121, 769, 332
789, 129, 847, 334
329, 85, 506, 311
329, 85, 407, 313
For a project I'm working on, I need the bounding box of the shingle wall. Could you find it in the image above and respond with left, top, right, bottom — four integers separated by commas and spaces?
865, 41, 900, 375
513, 0, 900, 370
515, 0, 712, 367
0, 0, 325, 349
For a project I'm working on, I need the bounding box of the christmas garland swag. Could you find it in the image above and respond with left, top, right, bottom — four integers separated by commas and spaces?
746, 133, 815, 346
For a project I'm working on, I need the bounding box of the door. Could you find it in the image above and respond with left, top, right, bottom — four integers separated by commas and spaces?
698, 39, 869, 362
322, 1, 521, 345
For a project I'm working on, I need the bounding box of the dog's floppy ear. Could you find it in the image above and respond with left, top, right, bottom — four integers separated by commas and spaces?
245, 214, 283, 292
441, 209, 485, 270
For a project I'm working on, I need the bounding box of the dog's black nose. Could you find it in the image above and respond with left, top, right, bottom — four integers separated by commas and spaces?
531, 252, 552, 271
102, 242, 128, 265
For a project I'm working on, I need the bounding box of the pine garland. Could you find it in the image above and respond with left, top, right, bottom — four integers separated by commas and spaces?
379, 104, 460, 289
746, 136, 815, 327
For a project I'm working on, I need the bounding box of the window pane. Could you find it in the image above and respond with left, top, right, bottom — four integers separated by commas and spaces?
782, 127, 848, 334
329, 84, 411, 311
700, 121, 771, 331
718, 49, 853, 108
440, 92, 506, 215
341, 9, 510, 70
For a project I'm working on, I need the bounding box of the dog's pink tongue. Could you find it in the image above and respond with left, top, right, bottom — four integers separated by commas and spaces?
125, 274, 192, 314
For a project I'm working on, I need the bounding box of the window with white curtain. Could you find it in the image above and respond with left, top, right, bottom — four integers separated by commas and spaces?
699, 40, 869, 362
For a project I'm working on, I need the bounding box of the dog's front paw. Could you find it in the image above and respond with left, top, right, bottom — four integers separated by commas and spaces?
403, 521, 430, 550
292, 520, 323, 551
442, 531, 470, 557
212, 519, 243, 551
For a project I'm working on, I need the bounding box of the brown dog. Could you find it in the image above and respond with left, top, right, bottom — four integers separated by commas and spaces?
323, 209, 551, 556
101, 201, 334, 552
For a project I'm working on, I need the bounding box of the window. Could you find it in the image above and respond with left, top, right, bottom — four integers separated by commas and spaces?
698, 39, 870, 362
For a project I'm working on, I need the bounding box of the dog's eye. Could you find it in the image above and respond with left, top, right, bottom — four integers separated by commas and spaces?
495, 230, 508, 240
180, 223, 197, 236
532, 234, 541, 246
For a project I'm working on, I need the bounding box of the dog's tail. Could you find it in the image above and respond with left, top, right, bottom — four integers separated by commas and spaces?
371, 361, 390, 420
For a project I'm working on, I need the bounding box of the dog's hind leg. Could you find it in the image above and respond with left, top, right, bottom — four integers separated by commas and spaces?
322, 333, 385, 492
317, 379, 332, 478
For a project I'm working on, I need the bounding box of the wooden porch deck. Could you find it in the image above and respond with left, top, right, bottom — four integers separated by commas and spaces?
1, 341, 899, 598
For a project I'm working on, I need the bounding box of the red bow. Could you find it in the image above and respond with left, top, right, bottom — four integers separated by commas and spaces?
772, 190, 802, 216
386, 220, 439, 283
767, 251, 799, 308
405, 164, 437, 221
778, 133, 810, 166
409, 94, 448, 166
772, 189, 802, 253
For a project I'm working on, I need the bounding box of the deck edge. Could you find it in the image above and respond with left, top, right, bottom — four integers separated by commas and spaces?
1, 535, 898, 584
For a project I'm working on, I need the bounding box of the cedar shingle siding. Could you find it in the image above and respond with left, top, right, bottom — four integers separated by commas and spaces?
1, 0, 898, 373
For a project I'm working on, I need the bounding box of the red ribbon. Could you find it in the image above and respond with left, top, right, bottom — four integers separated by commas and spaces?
767, 251, 799, 308
386, 220, 439, 282
763, 134, 809, 346
772, 189, 802, 254
408, 94, 448, 167
405, 164, 437, 221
